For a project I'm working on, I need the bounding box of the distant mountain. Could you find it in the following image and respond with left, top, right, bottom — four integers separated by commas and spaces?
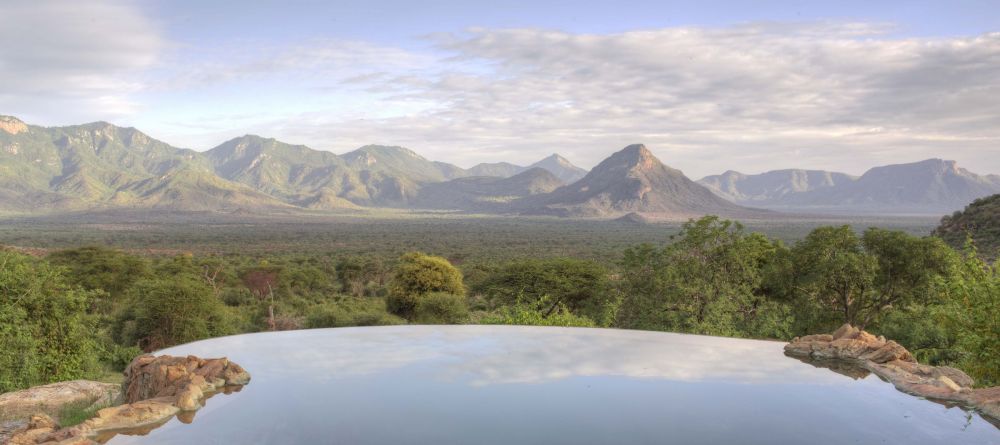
528, 154, 588, 184
206, 135, 361, 208
518, 144, 753, 218
933, 194, 1000, 261
466, 162, 524, 178
778, 159, 1000, 213
699, 159, 1000, 214
698, 169, 857, 204
412, 168, 564, 211
342, 145, 466, 183
466, 155, 588, 184
0, 117, 283, 212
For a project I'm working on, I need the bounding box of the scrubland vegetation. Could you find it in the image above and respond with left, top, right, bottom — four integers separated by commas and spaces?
1, 213, 996, 394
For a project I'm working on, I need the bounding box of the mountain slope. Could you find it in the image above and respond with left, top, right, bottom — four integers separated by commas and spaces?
0, 116, 283, 212
932, 194, 1000, 261
411, 168, 564, 211
699, 169, 857, 204
518, 144, 754, 217
780, 159, 1000, 213
528, 154, 587, 184
466, 162, 524, 178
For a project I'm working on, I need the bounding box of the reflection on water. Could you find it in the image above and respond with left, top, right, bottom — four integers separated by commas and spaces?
107, 326, 999, 445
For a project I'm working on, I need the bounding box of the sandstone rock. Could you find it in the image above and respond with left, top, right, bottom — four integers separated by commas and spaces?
0, 380, 121, 422
786, 324, 999, 424
3, 355, 250, 445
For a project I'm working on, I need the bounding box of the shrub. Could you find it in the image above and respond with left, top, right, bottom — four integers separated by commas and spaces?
387, 252, 464, 319
412, 292, 469, 324
0, 251, 101, 392
306, 298, 405, 328
118, 273, 233, 351
477, 298, 596, 328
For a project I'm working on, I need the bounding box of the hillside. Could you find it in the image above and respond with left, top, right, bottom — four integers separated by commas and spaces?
933, 194, 1000, 261
411, 168, 564, 211
0, 116, 282, 212
518, 144, 754, 218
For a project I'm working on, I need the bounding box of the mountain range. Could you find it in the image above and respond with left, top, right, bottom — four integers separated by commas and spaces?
698, 159, 1000, 214
1, 115, 997, 217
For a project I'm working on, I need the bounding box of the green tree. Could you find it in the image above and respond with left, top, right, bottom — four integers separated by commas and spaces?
617, 216, 787, 338
116, 270, 232, 351
780, 226, 955, 331
387, 252, 464, 319
47, 246, 150, 307
0, 251, 100, 392
934, 245, 1000, 385
475, 258, 613, 324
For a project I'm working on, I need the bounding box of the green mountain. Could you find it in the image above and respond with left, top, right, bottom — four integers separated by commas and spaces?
205, 135, 362, 208
466, 162, 525, 178
0, 116, 283, 212
933, 194, 1000, 261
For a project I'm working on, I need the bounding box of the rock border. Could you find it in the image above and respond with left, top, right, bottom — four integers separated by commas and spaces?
785, 323, 1000, 423
4, 355, 250, 445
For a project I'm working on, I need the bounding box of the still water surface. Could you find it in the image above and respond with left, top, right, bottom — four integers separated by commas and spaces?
107, 326, 999, 444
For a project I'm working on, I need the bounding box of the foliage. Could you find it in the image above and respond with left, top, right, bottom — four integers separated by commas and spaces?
933, 246, 1000, 385
305, 297, 405, 328
0, 251, 101, 392
933, 194, 1000, 262
776, 226, 955, 331
58, 391, 116, 427
617, 216, 788, 338
115, 262, 233, 351
387, 252, 464, 319
46, 246, 151, 300
474, 257, 613, 325
412, 292, 469, 324
477, 297, 596, 327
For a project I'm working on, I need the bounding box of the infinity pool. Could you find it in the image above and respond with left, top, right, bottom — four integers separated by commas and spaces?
106, 326, 999, 444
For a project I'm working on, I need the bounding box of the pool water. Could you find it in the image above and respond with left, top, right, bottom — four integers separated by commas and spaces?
106, 326, 999, 444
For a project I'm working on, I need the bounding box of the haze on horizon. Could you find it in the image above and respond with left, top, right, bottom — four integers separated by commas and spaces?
2, 0, 999, 178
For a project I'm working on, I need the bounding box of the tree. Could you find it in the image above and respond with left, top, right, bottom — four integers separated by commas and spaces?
46, 246, 150, 309
934, 244, 1000, 385
475, 258, 613, 324
617, 216, 787, 337
0, 251, 100, 392
387, 252, 464, 319
117, 271, 232, 351
782, 226, 955, 330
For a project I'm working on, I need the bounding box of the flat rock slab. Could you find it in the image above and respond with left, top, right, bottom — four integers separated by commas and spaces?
0, 381, 121, 423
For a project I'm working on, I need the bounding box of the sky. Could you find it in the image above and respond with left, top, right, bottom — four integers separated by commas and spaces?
1, 0, 999, 178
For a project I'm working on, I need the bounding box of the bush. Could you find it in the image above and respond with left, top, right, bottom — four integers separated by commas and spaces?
412, 292, 469, 324
387, 252, 464, 319
306, 298, 405, 328
0, 251, 101, 392
477, 298, 596, 328
117, 273, 233, 351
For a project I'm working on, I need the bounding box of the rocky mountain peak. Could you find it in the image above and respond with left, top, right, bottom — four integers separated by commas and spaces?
0, 115, 28, 135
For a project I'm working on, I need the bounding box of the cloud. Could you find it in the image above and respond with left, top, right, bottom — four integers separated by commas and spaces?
0, 0, 164, 120
291, 24, 1000, 176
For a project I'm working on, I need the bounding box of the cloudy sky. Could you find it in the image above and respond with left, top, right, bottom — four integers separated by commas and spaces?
2, 0, 998, 178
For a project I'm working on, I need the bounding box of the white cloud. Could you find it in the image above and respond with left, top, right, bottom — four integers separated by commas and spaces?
287, 24, 1000, 177
0, 0, 164, 121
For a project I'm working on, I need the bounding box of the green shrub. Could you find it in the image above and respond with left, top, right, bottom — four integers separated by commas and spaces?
477, 298, 596, 328
306, 298, 405, 328
412, 292, 469, 324
0, 251, 101, 392
387, 252, 464, 319
117, 272, 233, 350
